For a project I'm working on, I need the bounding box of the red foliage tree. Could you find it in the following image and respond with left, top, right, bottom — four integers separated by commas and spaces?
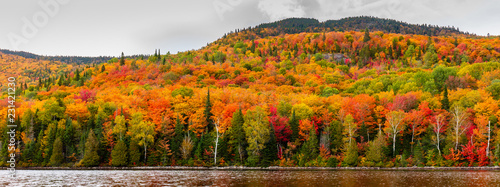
75, 89, 96, 102
269, 106, 292, 159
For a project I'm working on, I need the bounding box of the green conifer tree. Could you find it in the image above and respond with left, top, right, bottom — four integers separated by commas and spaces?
343, 142, 359, 166
64, 118, 75, 159
120, 52, 125, 66
81, 129, 100, 166
363, 28, 371, 42
366, 133, 386, 164
49, 137, 64, 166
74, 69, 80, 82
441, 86, 450, 110
330, 120, 343, 154
262, 125, 278, 166
228, 109, 246, 164
172, 115, 184, 159
290, 110, 299, 143
111, 140, 128, 166
300, 125, 318, 162
57, 74, 64, 86
129, 140, 141, 165
204, 88, 214, 132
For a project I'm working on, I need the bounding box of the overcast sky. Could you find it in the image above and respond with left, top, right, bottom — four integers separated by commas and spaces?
1, 0, 499, 57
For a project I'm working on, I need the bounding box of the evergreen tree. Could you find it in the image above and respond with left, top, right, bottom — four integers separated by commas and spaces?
57, 74, 64, 86
34, 130, 44, 164
343, 142, 359, 166
204, 88, 214, 132
363, 28, 371, 42
413, 141, 424, 166
129, 140, 141, 165
0, 141, 7, 165
64, 118, 75, 159
366, 132, 386, 164
120, 52, 125, 66
290, 110, 299, 143
66, 74, 71, 85
441, 86, 450, 110
495, 142, 500, 163
74, 69, 80, 82
44, 126, 57, 163
111, 140, 128, 166
228, 109, 246, 164
81, 129, 100, 166
49, 137, 64, 166
22, 141, 36, 164
194, 132, 204, 159
330, 120, 343, 154
38, 77, 43, 88
199, 131, 216, 164
300, 125, 318, 162
262, 125, 278, 166
218, 132, 230, 163
172, 115, 184, 159
101, 65, 105, 72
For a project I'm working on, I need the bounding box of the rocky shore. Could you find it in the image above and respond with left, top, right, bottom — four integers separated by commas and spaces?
3, 166, 500, 171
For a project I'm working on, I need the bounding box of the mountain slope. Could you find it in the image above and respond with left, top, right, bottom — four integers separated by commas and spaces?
1, 18, 500, 168
246, 16, 468, 38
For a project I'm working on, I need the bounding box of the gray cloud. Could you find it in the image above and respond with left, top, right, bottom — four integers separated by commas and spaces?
257, 0, 306, 21
0, 0, 497, 56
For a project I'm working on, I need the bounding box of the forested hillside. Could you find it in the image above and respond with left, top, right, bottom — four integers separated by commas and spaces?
0, 49, 125, 65
2, 18, 500, 168
237, 16, 468, 39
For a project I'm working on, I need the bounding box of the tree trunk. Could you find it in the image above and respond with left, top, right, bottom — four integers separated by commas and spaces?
411, 125, 415, 153
367, 131, 370, 142
238, 144, 243, 164
349, 130, 352, 146
214, 126, 219, 166
455, 124, 459, 150
278, 144, 282, 159
393, 134, 396, 156
144, 143, 147, 164
436, 132, 441, 156
487, 121, 491, 157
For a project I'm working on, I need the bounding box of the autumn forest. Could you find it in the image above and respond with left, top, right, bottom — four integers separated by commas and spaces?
3, 17, 500, 168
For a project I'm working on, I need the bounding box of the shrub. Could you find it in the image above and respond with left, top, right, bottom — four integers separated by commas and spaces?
171, 87, 194, 98
327, 156, 339, 167
49, 138, 64, 166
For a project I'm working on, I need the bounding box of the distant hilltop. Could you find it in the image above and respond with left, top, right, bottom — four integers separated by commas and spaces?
0, 16, 479, 60
224, 16, 470, 39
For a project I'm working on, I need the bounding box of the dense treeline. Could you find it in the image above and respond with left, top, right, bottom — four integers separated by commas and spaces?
2, 25, 500, 168
0, 49, 150, 65
241, 16, 469, 39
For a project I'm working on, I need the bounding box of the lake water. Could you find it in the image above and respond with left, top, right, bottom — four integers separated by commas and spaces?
1, 169, 500, 186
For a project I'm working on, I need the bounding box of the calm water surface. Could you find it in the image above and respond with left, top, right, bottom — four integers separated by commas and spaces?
1, 170, 500, 186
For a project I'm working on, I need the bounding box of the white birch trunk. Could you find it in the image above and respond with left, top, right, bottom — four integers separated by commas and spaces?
214, 119, 220, 166
487, 121, 491, 157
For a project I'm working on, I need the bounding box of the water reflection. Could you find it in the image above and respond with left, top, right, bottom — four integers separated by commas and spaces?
1, 169, 500, 186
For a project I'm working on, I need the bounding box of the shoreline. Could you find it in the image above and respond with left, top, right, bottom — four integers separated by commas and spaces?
3, 166, 500, 171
